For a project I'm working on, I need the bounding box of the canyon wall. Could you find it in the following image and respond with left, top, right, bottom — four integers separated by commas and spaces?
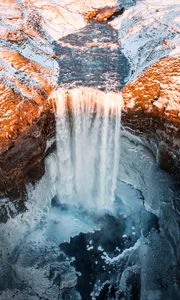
0, 0, 179, 201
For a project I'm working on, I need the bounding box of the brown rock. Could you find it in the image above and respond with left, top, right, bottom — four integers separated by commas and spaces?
51, 53, 57, 59
0, 49, 55, 152
122, 56, 180, 178
122, 56, 180, 125
0, 0, 120, 203
0, 47, 56, 199
0, 112, 55, 199
84, 6, 117, 22
0, 0, 179, 203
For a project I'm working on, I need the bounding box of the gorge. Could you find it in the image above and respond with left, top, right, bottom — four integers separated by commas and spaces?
0, 0, 180, 299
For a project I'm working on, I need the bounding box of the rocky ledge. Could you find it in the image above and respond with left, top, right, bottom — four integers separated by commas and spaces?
122, 56, 180, 178
0, 0, 179, 202
0, 49, 56, 199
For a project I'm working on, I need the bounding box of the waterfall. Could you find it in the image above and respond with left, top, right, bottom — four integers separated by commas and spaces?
54, 87, 121, 210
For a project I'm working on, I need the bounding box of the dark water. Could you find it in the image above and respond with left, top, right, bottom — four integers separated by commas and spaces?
60, 192, 159, 300
0, 135, 180, 300
53, 22, 130, 91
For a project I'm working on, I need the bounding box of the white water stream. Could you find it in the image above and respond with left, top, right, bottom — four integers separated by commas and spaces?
55, 88, 122, 210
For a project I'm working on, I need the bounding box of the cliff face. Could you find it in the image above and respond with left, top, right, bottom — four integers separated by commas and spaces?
0, 0, 179, 200
122, 56, 180, 178
0, 49, 56, 198
0, 0, 126, 199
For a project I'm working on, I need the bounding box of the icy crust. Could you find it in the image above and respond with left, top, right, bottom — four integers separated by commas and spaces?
110, 131, 180, 300
0, 0, 120, 151
92, 131, 180, 299
0, 131, 180, 299
0, 0, 124, 198
111, 0, 180, 79
0, 154, 81, 300
0, 0, 179, 199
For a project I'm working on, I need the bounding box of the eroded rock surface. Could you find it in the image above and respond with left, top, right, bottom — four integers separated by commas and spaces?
122, 56, 180, 177
0, 0, 128, 200
0, 48, 56, 199
111, 0, 180, 78
0, 0, 179, 202
0, 0, 59, 198
84, 6, 122, 22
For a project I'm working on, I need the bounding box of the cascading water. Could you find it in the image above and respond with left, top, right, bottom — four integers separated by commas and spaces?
0, 95, 179, 299
54, 88, 121, 210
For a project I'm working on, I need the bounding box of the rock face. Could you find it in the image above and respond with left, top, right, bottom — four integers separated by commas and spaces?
0, 0, 128, 200
122, 56, 180, 178
0, 0, 58, 198
110, 0, 180, 78
0, 48, 56, 199
0, 0, 179, 201
84, 6, 122, 22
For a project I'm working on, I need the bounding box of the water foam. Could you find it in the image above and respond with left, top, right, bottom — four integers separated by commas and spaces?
54, 87, 122, 210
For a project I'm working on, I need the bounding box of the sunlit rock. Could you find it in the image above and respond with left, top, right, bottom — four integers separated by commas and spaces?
122, 56, 180, 178
0, 0, 179, 198
0, 1, 179, 299
110, 0, 180, 77
84, 6, 118, 22
0, 48, 56, 198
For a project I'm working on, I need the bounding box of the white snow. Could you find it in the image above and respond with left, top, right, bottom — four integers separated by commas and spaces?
111, 0, 180, 80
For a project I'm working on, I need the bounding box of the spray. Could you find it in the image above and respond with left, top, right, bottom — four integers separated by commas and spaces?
55, 87, 121, 210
